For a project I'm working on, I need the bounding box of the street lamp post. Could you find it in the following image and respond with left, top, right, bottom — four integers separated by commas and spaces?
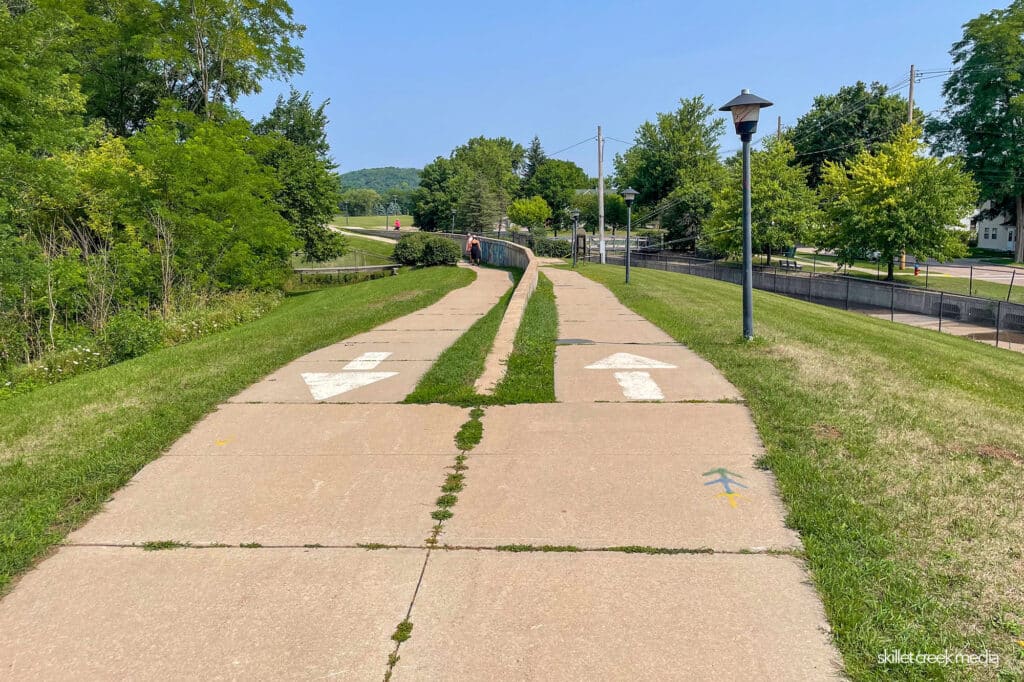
571, 208, 581, 268
720, 89, 773, 340
622, 187, 638, 284
451, 208, 457, 234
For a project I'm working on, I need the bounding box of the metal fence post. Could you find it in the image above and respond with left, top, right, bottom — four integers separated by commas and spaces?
1008, 269, 1016, 303
969, 265, 974, 297
938, 292, 944, 333
925, 263, 930, 290
996, 300, 1002, 349
845, 277, 851, 311
890, 280, 895, 321
807, 270, 813, 301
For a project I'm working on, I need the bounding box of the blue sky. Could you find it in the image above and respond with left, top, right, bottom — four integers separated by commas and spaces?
238, 0, 1000, 175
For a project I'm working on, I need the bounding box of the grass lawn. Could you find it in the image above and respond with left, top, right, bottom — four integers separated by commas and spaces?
331, 214, 415, 230
577, 262, 1024, 681
0, 266, 474, 594
292, 233, 396, 268
405, 272, 557, 406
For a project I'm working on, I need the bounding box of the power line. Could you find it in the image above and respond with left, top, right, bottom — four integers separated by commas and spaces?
546, 136, 596, 158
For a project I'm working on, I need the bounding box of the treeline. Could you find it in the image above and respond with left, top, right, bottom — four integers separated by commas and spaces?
0, 0, 343, 373
412, 135, 614, 234
338, 167, 420, 216
414, 2, 1024, 275
612, 92, 975, 282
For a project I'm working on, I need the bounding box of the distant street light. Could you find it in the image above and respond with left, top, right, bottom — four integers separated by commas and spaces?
571, 208, 581, 268
720, 89, 773, 340
622, 187, 638, 284
451, 208, 457, 233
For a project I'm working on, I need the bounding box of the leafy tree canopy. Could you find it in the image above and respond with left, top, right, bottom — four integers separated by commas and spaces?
613, 96, 725, 208
508, 195, 552, 234
702, 139, 822, 260
790, 81, 917, 187
926, 0, 1024, 261
820, 126, 977, 279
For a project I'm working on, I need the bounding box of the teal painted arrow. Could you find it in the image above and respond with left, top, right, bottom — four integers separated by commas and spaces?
702, 467, 743, 479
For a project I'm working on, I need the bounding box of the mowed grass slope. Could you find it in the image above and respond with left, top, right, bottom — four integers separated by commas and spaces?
0, 266, 474, 593
579, 263, 1024, 681
293, 233, 397, 268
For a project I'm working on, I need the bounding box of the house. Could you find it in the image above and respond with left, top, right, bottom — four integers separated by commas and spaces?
971, 201, 1017, 252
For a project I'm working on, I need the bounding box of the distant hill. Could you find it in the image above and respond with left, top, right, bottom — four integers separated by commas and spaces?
340, 167, 421, 192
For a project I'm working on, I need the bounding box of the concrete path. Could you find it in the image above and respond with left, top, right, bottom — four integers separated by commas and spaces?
0, 264, 842, 680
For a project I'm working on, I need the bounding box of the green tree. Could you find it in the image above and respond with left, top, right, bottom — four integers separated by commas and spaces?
255, 89, 343, 261
524, 159, 589, 215
508, 195, 552, 234
702, 139, 822, 262
411, 156, 457, 231
254, 88, 331, 156
454, 171, 501, 232
62, 0, 165, 135
820, 126, 977, 280
522, 135, 546, 188
152, 0, 305, 117
570, 191, 627, 234
451, 136, 524, 216
790, 81, 918, 188
926, 1, 1024, 262
339, 188, 382, 216
613, 96, 725, 208
130, 105, 297, 310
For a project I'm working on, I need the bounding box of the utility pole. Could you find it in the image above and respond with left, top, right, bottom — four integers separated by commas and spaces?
597, 125, 606, 264
907, 64, 916, 124
902, 64, 915, 271
777, 115, 782, 138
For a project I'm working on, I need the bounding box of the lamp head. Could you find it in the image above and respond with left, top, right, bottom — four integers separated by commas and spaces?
720, 89, 773, 138
621, 187, 638, 206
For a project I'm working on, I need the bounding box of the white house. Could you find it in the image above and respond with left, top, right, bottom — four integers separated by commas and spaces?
972, 202, 1017, 252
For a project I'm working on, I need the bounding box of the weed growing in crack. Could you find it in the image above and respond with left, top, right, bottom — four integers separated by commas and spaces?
141, 540, 190, 551
391, 619, 413, 643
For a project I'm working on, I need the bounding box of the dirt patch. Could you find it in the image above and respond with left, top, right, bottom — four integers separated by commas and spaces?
812, 423, 843, 440
975, 444, 1023, 464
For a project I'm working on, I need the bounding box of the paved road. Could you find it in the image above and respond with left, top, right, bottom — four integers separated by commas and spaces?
0, 265, 841, 680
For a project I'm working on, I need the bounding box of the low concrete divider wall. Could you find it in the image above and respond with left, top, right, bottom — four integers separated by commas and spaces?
442, 233, 538, 394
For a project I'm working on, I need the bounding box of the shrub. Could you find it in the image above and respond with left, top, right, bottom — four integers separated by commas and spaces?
532, 237, 571, 258
421, 237, 462, 265
394, 233, 460, 266
393, 233, 428, 265
103, 311, 164, 361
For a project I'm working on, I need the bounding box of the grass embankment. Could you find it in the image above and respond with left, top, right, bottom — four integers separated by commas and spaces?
0, 267, 474, 594
405, 272, 557, 406
578, 263, 1023, 681
330, 214, 414, 230
292, 233, 397, 268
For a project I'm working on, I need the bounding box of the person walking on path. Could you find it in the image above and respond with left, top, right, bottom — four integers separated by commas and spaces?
394, 218, 401, 231
467, 234, 482, 265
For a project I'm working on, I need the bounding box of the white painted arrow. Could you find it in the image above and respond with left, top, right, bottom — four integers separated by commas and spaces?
613, 371, 665, 400
343, 352, 391, 371
301, 372, 398, 400
585, 352, 677, 370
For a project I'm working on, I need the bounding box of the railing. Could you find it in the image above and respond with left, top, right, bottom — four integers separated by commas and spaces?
595, 250, 1024, 349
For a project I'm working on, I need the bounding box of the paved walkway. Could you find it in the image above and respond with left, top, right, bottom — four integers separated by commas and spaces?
0, 265, 842, 680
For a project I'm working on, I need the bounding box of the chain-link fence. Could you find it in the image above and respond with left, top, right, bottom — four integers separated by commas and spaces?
592, 249, 1024, 352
